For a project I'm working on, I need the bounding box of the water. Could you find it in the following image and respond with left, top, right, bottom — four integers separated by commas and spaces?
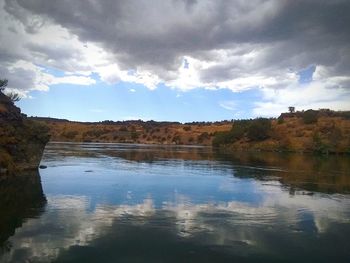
1, 142, 350, 262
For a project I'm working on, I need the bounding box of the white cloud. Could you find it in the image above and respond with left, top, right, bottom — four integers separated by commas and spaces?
0, 0, 349, 112
2, 183, 350, 262
253, 78, 350, 117
219, 100, 236, 111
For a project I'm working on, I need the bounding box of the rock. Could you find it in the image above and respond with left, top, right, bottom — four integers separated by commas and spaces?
0, 90, 50, 173
39, 165, 47, 169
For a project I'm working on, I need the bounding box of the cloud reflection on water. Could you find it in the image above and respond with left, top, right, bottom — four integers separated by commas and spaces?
2, 143, 350, 262
2, 185, 350, 263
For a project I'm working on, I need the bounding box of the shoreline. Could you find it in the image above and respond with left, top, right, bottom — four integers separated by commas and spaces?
46, 140, 350, 155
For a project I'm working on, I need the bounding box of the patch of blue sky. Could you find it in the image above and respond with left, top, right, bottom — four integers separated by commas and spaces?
39, 65, 67, 77
298, 65, 316, 84
17, 79, 266, 122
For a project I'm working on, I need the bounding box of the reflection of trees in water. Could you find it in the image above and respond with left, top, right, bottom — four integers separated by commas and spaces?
104, 147, 214, 163
0, 171, 46, 254
94, 144, 350, 194
45, 142, 350, 194
214, 151, 350, 194
46, 143, 216, 163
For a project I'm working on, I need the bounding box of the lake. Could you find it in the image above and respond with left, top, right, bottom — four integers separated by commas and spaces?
1, 142, 350, 262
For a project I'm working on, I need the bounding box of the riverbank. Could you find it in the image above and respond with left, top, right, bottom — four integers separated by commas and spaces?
29, 117, 232, 146
213, 110, 350, 154
30, 109, 350, 154
0, 91, 50, 174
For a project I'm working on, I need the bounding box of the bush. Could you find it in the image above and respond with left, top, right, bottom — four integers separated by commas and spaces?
172, 135, 182, 144
212, 118, 272, 146
131, 131, 139, 140
197, 132, 210, 143
313, 132, 330, 154
62, 130, 79, 139
230, 120, 250, 140
183, 126, 191, 131
246, 118, 271, 141
302, 110, 318, 124
212, 131, 234, 147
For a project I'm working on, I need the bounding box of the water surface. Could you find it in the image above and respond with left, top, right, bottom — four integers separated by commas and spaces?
1, 142, 350, 262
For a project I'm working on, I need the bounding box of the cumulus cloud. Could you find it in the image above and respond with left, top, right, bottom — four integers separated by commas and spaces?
253, 73, 350, 117
0, 0, 349, 110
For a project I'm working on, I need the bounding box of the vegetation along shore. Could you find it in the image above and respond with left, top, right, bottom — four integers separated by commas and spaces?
31, 108, 350, 154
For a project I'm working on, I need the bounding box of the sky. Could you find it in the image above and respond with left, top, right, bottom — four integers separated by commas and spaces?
1, 0, 350, 122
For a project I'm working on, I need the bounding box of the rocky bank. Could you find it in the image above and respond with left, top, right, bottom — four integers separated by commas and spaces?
0, 91, 50, 174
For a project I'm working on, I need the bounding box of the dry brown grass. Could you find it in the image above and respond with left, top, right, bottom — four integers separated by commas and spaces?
36, 114, 350, 153
44, 121, 232, 145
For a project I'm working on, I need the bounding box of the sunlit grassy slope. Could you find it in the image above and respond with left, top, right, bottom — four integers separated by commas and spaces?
31, 109, 350, 154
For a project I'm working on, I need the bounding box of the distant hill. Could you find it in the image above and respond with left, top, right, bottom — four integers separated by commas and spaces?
28, 109, 350, 154
213, 109, 350, 154
29, 117, 232, 146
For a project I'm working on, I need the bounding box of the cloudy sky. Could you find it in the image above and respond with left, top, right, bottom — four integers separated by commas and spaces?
1, 0, 349, 121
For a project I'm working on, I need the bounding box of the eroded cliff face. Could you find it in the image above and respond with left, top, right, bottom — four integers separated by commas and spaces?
0, 92, 50, 174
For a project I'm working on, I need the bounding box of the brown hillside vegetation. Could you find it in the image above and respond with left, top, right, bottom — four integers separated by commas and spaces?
214, 110, 350, 154
30, 109, 350, 154
30, 118, 232, 146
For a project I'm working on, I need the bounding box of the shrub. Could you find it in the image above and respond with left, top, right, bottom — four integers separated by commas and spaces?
246, 118, 271, 141
131, 131, 139, 140
172, 135, 181, 144
197, 132, 210, 143
230, 120, 250, 140
62, 130, 78, 139
183, 126, 191, 131
313, 132, 330, 154
212, 131, 234, 147
302, 110, 318, 124
7, 92, 21, 102
212, 118, 272, 146
0, 79, 8, 91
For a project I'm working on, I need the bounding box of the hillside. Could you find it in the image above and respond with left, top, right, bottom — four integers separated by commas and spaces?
30, 118, 232, 145
213, 109, 350, 154
28, 109, 350, 154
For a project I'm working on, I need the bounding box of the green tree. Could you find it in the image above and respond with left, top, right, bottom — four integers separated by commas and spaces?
230, 119, 250, 140
247, 118, 271, 141
212, 131, 233, 147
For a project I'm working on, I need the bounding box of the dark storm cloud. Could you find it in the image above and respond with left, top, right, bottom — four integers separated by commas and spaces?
0, 64, 36, 93
2, 0, 350, 87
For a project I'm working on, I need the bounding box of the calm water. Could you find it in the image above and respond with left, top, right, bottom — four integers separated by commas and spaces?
1, 142, 350, 262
